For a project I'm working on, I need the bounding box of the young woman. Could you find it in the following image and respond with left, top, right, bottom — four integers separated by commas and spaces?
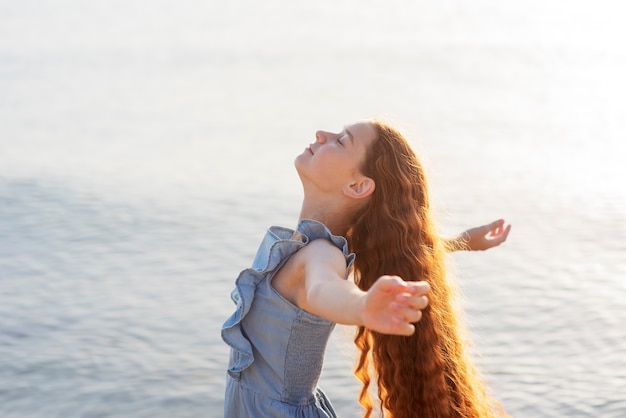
222, 120, 510, 417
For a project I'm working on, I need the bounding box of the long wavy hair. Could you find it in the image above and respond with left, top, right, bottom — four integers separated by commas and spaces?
345, 121, 505, 418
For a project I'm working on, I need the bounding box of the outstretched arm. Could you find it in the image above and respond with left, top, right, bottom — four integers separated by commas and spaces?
444, 219, 512, 252
298, 239, 429, 336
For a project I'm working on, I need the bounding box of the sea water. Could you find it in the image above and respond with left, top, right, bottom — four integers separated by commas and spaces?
1, 1, 625, 417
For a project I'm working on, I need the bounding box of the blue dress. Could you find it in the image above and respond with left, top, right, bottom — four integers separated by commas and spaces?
221, 219, 355, 417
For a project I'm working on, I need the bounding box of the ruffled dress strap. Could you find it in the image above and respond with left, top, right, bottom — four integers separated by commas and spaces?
221, 219, 355, 376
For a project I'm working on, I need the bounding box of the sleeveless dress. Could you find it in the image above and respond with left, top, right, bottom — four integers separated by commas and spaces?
221, 219, 355, 417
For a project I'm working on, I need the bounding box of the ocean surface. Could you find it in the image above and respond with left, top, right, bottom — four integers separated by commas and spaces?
1, 1, 625, 417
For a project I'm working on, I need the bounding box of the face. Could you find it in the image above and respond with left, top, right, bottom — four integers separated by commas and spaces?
294, 121, 376, 195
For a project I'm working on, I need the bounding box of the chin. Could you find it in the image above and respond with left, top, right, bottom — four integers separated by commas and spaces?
293, 160, 308, 182
294, 152, 307, 169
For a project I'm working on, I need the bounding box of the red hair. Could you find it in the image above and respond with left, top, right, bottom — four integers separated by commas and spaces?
345, 121, 506, 417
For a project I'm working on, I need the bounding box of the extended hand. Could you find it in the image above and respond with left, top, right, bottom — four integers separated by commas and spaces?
361, 276, 430, 336
460, 219, 511, 251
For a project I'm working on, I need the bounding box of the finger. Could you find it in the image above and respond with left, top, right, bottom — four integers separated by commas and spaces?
487, 219, 504, 234
393, 306, 423, 325
370, 276, 406, 295
497, 224, 511, 242
491, 223, 512, 245
392, 316, 417, 336
395, 293, 429, 311
478, 219, 500, 234
412, 295, 429, 310
376, 275, 406, 293
390, 296, 425, 318
405, 281, 430, 296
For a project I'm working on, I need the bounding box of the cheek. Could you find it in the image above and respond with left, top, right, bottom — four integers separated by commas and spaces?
317, 154, 348, 176
311, 156, 350, 187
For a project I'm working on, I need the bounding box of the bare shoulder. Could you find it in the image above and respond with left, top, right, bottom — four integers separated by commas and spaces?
293, 238, 349, 312
299, 238, 346, 267
297, 239, 348, 284
272, 238, 345, 305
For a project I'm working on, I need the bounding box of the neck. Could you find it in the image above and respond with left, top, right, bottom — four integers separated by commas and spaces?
298, 194, 352, 236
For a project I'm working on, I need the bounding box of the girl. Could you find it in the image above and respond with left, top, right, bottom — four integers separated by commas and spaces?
222, 120, 510, 417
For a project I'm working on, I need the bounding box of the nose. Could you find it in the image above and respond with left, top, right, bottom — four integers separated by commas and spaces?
315, 131, 328, 144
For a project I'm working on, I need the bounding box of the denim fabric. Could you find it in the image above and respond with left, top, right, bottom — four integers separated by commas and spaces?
221, 219, 355, 417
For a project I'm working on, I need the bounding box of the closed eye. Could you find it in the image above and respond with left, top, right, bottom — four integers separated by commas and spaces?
337, 131, 346, 146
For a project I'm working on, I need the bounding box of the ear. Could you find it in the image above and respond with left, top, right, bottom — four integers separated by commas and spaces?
343, 176, 375, 200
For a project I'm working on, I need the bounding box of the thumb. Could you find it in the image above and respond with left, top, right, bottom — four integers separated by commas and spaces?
374, 275, 405, 292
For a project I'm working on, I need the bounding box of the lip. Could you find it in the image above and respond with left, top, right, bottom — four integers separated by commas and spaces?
307, 146, 314, 155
